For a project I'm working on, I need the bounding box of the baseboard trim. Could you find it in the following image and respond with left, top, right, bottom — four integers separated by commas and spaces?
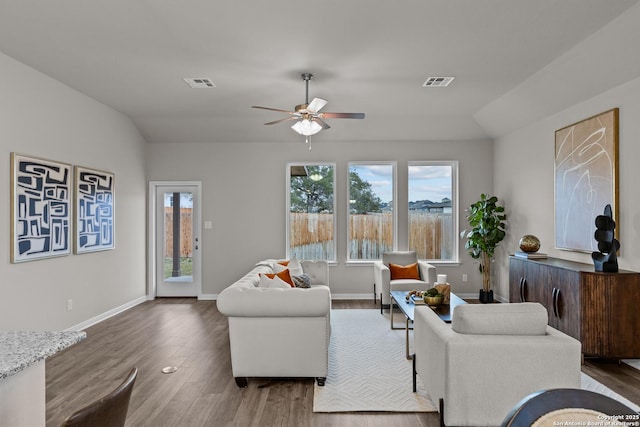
199, 293, 217, 300
65, 296, 148, 332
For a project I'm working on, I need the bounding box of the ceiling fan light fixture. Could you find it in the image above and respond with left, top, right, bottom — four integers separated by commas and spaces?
291, 119, 322, 136
252, 73, 364, 147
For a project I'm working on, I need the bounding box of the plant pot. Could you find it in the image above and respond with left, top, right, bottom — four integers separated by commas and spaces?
479, 289, 494, 304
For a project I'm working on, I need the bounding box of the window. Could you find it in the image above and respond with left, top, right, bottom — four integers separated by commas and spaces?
348, 162, 395, 260
408, 161, 458, 262
287, 163, 336, 261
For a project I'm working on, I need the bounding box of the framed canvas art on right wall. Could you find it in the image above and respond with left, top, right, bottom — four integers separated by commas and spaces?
555, 108, 619, 253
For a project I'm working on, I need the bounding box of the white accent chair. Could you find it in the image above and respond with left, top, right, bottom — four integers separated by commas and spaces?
373, 251, 437, 313
413, 302, 582, 427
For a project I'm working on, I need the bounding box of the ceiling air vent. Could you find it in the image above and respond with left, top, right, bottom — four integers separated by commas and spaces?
422, 76, 455, 87
183, 78, 216, 88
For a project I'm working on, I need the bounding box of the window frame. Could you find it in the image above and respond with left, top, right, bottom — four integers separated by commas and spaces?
346, 161, 397, 263
407, 160, 459, 264
286, 162, 337, 262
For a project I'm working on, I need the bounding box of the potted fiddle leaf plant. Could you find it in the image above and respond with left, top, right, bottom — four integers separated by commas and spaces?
464, 194, 507, 303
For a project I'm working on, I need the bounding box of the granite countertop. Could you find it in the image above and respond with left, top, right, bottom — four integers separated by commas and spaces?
0, 331, 86, 380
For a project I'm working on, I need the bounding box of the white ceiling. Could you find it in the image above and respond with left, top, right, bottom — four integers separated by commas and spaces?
1, 1, 639, 144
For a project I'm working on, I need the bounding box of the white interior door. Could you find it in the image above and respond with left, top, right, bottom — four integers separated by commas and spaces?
153, 183, 201, 297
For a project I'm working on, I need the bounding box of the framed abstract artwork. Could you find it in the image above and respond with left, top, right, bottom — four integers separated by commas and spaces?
555, 108, 619, 252
74, 165, 115, 253
10, 153, 72, 263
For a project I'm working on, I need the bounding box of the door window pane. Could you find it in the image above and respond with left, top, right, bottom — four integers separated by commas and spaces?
408, 162, 457, 261
348, 163, 395, 260
287, 164, 335, 261
164, 192, 193, 281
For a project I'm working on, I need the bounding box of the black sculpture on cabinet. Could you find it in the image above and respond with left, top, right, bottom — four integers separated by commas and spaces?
591, 204, 619, 272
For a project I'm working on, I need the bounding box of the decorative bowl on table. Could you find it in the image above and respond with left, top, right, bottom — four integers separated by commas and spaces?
424, 295, 444, 308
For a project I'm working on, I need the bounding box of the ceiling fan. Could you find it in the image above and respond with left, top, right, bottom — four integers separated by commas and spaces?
252, 73, 365, 148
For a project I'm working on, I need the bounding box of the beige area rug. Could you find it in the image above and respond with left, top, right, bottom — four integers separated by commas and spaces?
313, 309, 436, 412
623, 359, 640, 372
314, 309, 640, 413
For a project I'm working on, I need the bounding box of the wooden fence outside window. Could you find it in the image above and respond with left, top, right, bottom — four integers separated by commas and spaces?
289, 212, 452, 260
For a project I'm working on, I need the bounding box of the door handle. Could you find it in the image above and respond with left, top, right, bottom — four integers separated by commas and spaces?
519, 277, 526, 302
552, 287, 560, 318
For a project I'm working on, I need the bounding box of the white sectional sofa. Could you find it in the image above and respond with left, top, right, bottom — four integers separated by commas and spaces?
216, 259, 331, 387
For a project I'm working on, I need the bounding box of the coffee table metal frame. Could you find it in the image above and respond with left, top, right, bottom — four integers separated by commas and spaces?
389, 290, 466, 360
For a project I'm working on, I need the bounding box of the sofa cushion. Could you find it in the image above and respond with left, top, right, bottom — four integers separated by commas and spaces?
273, 262, 288, 273
300, 260, 329, 286
389, 262, 421, 280
258, 274, 291, 288
287, 257, 304, 276
263, 269, 295, 287
452, 302, 548, 335
292, 273, 311, 288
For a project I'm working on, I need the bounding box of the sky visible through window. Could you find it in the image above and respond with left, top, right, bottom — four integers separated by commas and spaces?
350, 164, 451, 203
408, 164, 452, 202
164, 192, 193, 208
350, 164, 393, 203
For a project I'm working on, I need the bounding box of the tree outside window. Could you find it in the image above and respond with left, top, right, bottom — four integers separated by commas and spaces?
287, 164, 335, 261
348, 163, 395, 260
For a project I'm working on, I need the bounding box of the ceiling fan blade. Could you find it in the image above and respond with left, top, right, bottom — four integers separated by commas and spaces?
306, 97, 328, 113
319, 112, 365, 119
313, 117, 331, 130
252, 105, 296, 114
264, 117, 299, 125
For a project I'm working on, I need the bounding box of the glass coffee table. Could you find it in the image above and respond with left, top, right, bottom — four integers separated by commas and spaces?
390, 290, 466, 359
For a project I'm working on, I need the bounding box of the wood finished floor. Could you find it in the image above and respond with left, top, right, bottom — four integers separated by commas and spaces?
46, 299, 640, 427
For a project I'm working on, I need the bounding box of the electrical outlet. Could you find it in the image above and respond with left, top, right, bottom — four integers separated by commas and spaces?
67, 299, 73, 311
462, 274, 468, 282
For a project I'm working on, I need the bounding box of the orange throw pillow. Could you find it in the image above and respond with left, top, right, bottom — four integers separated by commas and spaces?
263, 269, 295, 287
389, 262, 421, 280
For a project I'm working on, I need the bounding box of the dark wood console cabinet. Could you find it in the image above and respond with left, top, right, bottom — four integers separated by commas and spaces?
509, 256, 640, 358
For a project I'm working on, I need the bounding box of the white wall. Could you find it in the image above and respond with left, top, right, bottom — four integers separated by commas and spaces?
491, 3, 640, 299
493, 75, 640, 299
146, 139, 494, 299
0, 52, 148, 330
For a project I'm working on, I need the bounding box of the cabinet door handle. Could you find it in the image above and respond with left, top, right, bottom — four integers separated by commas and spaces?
552, 287, 560, 319
519, 277, 526, 302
